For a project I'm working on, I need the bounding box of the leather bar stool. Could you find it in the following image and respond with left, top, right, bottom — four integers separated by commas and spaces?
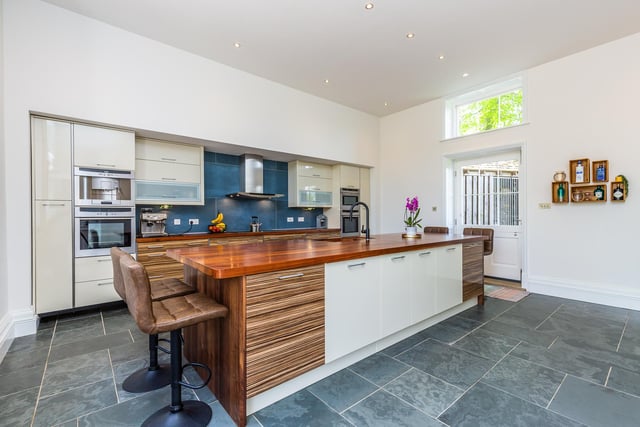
110, 247, 195, 393
120, 254, 228, 427
462, 227, 494, 255
423, 226, 449, 233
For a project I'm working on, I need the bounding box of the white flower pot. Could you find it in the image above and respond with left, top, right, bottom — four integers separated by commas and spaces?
405, 226, 417, 236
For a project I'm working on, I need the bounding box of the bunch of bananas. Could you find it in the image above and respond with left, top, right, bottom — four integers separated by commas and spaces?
208, 212, 226, 233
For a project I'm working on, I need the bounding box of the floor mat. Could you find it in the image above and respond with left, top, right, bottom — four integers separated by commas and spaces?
486, 286, 530, 302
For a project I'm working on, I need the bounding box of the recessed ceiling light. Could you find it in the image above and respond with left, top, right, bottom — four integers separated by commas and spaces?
406, 33, 415, 39
384, 101, 389, 107
365, 3, 374, 10
438, 55, 445, 60
233, 42, 241, 48
462, 73, 470, 78
324, 79, 330, 84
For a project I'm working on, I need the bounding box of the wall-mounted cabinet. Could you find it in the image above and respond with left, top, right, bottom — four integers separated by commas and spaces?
135, 138, 204, 205
288, 161, 333, 207
74, 124, 135, 171
336, 164, 360, 189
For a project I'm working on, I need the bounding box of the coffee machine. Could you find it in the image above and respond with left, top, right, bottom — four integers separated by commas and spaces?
140, 211, 168, 237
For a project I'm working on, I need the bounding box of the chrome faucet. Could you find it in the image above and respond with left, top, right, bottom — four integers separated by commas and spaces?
349, 202, 370, 242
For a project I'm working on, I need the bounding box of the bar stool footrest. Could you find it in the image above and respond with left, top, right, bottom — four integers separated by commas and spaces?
142, 400, 212, 427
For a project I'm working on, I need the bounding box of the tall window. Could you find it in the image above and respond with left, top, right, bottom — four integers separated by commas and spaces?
445, 76, 524, 139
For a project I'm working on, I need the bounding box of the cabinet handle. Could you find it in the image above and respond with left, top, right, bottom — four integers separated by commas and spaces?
186, 242, 205, 246
147, 253, 166, 257
278, 273, 305, 280
41, 203, 66, 206
97, 281, 113, 286
96, 259, 111, 262
147, 245, 165, 249
419, 251, 432, 256
161, 157, 177, 162
348, 262, 366, 269
96, 163, 116, 168
447, 247, 457, 252
149, 275, 164, 279
391, 255, 406, 261
161, 177, 177, 181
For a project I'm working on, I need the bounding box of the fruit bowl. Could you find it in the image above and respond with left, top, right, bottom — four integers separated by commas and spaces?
208, 225, 224, 233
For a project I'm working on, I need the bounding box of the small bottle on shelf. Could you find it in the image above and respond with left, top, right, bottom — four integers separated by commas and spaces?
596, 163, 606, 181
557, 183, 565, 202
613, 184, 624, 200
594, 185, 604, 200
575, 161, 584, 183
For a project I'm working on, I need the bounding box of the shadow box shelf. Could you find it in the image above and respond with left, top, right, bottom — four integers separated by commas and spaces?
570, 184, 607, 203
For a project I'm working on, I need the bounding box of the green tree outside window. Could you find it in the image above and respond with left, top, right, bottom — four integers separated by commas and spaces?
457, 89, 523, 136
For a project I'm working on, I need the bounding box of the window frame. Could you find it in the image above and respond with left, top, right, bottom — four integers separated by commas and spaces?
444, 75, 526, 139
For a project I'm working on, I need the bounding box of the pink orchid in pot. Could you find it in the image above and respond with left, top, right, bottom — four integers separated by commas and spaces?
404, 196, 422, 236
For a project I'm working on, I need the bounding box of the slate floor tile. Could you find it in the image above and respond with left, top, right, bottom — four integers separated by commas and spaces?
306, 368, 377, 412
7, 328, 53, 354
383, 368, 463, 417
33, 378, 117, 427
510, 341, 611, 384
482, 355, 566, 406
549, 375, 640, 427
557, 300, 630, 324
0, 363, 45, 398
481, 318, 558, 347
536, 310, 625, 351
343, 389, 445, 427
456, 297, 515, 322
551, 337, 640, 375
380, 332, 429, 357
348, 352, 411, 386
439, 381, 584, 427
607, 366, 640, 397
422, 323, 470, 344
0, 386, 38, 427
253, 389, 351, 427
453, 328, 520, 361
395, 339, 494, 388
0, 348, 48, 376
78, 387, 168, 427
52, 322, 106, 348
41, 350, 113, 398
55, 313, 103, 333
48, 330, 132, 362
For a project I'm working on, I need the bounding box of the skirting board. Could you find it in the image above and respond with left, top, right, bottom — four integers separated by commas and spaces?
0, 308, 39, 365
527, 275, 640, 311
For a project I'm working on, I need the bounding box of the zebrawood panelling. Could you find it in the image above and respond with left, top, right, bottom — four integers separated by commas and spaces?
463, 241, 484, 301
137, 238, 209, 281
245, 265, 325, 397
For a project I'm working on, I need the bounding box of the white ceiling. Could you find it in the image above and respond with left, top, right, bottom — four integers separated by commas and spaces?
42, 0, 640, 117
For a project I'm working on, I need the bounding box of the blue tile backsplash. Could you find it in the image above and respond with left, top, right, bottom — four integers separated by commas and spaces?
136, 151, 323, 235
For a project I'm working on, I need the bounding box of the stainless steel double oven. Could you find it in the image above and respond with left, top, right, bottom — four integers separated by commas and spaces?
340, 188, 361, 236
73, 167, 136, 257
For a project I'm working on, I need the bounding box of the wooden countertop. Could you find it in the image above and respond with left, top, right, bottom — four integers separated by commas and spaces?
136, 228, 340, 243
166, 233, 485, 279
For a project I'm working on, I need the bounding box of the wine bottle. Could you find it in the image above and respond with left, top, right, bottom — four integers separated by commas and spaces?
557, 183, 565, 202
575, 161, 584, 183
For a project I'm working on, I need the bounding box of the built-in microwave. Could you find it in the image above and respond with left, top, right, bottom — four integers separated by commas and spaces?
340, 187, 360, 211
74, 206, 135, 257
74, 167, 134, 206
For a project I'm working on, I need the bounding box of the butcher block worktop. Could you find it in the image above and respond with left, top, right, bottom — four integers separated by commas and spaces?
166, 232, 485, 279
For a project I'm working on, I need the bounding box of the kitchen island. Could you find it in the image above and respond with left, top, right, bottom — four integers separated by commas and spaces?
167, 233, 484, 426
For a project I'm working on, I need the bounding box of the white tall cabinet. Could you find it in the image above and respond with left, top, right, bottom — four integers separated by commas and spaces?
31, 117, 73, 313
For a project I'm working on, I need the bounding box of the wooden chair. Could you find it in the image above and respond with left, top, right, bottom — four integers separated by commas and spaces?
120, 254, 228, 427
110, 247, 195, 393
423, 226, 449, 234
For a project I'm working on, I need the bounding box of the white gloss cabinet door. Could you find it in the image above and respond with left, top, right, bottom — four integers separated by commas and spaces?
34, 201, 73, 313
380, 253, 413, 337
410, 249, 438, 323
325, 257, 380, 363
435, 245, 463, 312
338, 165, 360, 189
73, 124, 135, 170
32, 117, 72, 200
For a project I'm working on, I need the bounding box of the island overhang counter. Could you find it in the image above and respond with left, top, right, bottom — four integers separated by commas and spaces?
167, 233, 485, 426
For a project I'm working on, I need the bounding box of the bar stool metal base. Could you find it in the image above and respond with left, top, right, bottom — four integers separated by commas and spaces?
142, 400, 212, 427
122, 364, 171, 393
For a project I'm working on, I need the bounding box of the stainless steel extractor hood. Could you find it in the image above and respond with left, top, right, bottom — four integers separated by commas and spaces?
226, 154, 284, 200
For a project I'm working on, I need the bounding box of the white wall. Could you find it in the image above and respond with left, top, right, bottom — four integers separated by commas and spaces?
381, 33, 640, 309
1, 0, 379, 334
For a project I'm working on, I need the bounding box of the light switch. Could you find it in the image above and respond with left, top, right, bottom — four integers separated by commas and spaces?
287, 217, 294, 222
297, 217, 304, 222
538, 203, 551, 209
173, 218, 181, 225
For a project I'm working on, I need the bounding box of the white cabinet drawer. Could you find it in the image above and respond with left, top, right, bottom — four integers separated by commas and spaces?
136, 159, 201, 183
73, 124, 135, 170
296, 162, 332, 179
136, 138, 202, 165
75, 279, 121, 306
75, 255, 113, 282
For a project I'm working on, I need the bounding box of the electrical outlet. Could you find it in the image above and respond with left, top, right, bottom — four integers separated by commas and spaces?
538, 203, 551, 209
287, 217, 294, 222
432, 206, 437, 212
189, 218, 199, 225
297, 217, 304, 222
173, 218, 181, 225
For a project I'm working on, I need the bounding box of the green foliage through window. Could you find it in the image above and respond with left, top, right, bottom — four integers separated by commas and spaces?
457, 89, 523, 136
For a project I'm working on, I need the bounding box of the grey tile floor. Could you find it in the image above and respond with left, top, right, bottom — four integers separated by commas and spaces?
2, 292, 640, 426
